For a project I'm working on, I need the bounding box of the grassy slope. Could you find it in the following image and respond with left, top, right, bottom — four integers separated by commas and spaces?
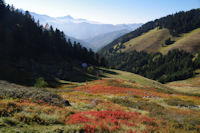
100, 68, 173, 92
121, 28, 171, 53
166, 70, 200, 95
103, 68, 200, 96
58, 68, 173, 93
161, 28, 200, 54
0, 69, 200, 132
113, 28, 200, 54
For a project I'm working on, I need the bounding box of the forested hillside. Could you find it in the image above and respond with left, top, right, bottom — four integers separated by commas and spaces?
85, 29, 131, 51
108, 50, 200, 83
99, 9, 200, 56
0, 0, 106, 85
99, 9, 200, 83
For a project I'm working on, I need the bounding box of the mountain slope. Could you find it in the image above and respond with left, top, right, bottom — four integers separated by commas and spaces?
85, 29, 130, 51
98, 9, 200, 83
1, 68, 200, 132
0, 2, 106, 86
99, 9, 200, 56
113, 27, 200, 54
65, 35, 94, 50
166, 72, 200, 95
100, 68, 172, 92
121, 28, 170, 53
30, 12, 142, 43
161, 28, 200, 54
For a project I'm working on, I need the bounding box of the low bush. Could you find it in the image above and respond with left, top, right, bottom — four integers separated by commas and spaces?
110, 98, 164, 111
86, 66, 97, 75
34, 77, 48, 88
0, 87, 70, 106
15, 113, 46, 125
110, 98, 200, 132
164, 98, 197, 108
106, 79, 133, 88
66, 110, 158, 132
163, 110, 200, 131
15, 112, 65, 125
2, 117, 18, 126
0, 102, 22, 117
110, 98, 169, 118
39, 114, 65, 125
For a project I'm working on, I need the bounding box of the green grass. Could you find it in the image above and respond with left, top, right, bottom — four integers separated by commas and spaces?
160, 28, 200, 54
100, 68, 174, 93
166, 73, 200, 95
109, 97, 166, 113
111, 27, 200, 54
164, 98, 197, 108
121, 27, 171, 53
0, 124, 84, 133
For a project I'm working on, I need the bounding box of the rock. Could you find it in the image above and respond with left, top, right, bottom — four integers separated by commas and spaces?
64, 100, 71, 106
91, 99, 101, 105
54, 129, 64, 133
87, 99, 102, 108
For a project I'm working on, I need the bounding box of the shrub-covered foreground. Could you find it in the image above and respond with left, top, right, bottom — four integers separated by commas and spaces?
0, 79, 200, 132
0, 81, 70, 106
66, 110, 160, 132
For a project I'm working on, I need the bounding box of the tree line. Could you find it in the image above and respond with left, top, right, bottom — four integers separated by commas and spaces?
106, 50, 200, 83
99, 8, 200, 83
0, 0, 106, 66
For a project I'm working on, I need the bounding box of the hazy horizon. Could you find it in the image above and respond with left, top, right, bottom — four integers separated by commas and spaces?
5, 0, 200, 24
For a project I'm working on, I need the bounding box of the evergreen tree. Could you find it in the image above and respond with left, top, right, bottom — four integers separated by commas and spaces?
0, 2, 107, 85
105, 50, 195, 83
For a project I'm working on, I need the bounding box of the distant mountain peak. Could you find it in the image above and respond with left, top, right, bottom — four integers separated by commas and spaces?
56, 15, 73, 19
30, 11, 142, 47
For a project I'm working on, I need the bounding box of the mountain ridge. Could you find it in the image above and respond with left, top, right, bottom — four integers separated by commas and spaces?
30, 11, 142, 47
85, 29, 131, 51
99, 9, 200, 56
98, 8, 200, 84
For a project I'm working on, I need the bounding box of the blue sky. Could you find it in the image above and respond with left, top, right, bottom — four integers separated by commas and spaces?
5, 0, 200, 24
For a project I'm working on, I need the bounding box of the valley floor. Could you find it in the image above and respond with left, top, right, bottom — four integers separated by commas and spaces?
166, 73, 200, 95
0, 69, 200, 133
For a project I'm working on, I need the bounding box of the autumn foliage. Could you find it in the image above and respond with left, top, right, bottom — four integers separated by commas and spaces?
0, 79, 200, 132
66, 110, 159, 133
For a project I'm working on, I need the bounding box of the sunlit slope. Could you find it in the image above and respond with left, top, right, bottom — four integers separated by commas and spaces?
121, 28, 171, 53
161, 28, 200, 54
100, 68, 173, 93
113, 27, 200, 54
166, 71, 200, 95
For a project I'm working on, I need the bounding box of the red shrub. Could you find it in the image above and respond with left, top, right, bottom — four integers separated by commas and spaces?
66, 110, 159, 132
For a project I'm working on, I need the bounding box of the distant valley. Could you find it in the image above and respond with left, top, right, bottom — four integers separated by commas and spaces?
30, 12, 142, 50
99, 9, 200, 83
1, 1, 200, 132
100, 9, 200, 55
